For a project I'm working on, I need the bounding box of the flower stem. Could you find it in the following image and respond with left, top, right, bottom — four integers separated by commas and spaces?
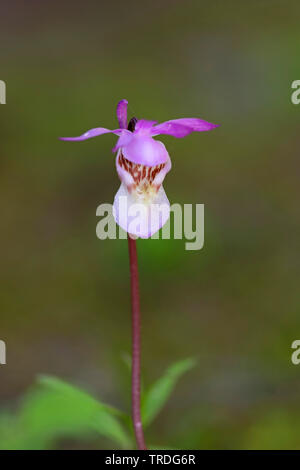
128, 235, 147, 450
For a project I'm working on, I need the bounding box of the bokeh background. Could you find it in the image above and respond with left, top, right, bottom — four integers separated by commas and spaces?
1, 0, 300, 449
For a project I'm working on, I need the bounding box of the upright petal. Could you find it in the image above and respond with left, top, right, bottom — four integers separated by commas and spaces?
151, 118, 219, 138
60, 127, 122, 142
116, 99, 128, 129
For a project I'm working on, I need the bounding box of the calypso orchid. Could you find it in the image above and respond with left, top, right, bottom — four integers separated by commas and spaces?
60, 99, 219, 450
61, 99, 219, 238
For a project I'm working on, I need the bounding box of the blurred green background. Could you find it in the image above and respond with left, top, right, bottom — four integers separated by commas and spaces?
1, 0, 300, 449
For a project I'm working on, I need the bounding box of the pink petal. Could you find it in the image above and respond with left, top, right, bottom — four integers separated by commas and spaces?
122, 135, 169, 166
112, 130, 133, 153
60, 127, 122, 142
116, 99, 128, 129
151, 118, 219, 138
134, 119, 157, 134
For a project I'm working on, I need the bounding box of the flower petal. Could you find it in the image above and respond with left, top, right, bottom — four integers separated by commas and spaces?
134, 119, 158, 134
116, 99, 128, 129
113, 182, 170, 239
122, 135, 169, 166
60, 127, 122, 142
151, 118, 219, 138
115, 151, 171, 194
112, 130, 133, 153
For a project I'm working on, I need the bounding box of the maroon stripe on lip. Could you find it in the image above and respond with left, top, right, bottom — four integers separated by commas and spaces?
118, 153, 165, 186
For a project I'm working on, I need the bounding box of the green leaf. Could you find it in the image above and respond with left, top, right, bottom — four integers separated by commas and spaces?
37, 375, 130, 447
0, 375, 130, 449
38, 375, 123, 417
142, 358, 197, 427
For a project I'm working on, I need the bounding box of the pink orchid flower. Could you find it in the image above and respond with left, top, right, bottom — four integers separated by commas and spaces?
61, 99, 219, 238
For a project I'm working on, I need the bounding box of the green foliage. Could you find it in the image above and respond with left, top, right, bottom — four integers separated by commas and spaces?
142, 358, 197, 427
0, 376, 130, 450
0, 358, 196, 449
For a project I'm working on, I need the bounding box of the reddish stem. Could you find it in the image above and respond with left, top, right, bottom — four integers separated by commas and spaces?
128, 235, 147, 450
